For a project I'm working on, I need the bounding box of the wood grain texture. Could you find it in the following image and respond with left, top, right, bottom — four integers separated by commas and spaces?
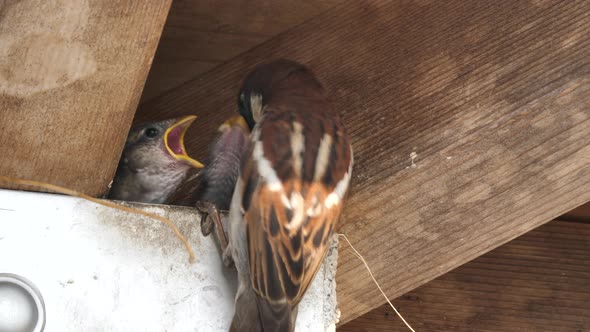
0, 0, 171, 196
137, 0, 590, 323
340, 220, 590, 331
140, 0, 342, 102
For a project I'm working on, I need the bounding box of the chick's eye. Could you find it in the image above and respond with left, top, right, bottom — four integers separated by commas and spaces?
145, 127, 159, 138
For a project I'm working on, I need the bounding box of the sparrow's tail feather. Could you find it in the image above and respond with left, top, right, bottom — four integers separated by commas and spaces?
256, 296, 297, 332
230, 286, 262, 332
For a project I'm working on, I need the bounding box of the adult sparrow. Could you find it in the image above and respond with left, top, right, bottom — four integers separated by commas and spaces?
227, 59, 353, 332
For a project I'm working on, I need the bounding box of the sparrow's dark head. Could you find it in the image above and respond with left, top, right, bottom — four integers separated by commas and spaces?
237, 59, 324, 130
122, 115, 204, 171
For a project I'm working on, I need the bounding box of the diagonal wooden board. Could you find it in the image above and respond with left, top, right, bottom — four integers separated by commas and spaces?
0, 0, 171, 196
341, 220, 590, 331
136, 0, 590, 323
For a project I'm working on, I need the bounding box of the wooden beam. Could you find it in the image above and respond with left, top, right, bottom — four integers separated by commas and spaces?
0, 0, 171, 196
137, 0, 590, 323
140, 0, 342, 102
340, 220, 590, 331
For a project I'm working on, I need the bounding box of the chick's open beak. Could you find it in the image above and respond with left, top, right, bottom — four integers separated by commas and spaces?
164, 115, 205, 169
218, 115, 250, 134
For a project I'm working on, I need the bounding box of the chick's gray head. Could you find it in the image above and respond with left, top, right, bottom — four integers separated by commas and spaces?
122, 116, 204, 172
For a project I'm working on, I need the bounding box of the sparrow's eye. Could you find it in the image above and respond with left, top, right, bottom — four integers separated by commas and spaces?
145, 127, 159, 138
238, 93, 247, 111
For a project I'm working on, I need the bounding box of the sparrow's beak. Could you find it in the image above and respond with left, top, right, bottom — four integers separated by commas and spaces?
218, 115, 250, 134
164, 115, 205, 169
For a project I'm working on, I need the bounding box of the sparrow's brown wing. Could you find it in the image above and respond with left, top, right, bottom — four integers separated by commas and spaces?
241, 110, 353, 309
246, 181, 343, 304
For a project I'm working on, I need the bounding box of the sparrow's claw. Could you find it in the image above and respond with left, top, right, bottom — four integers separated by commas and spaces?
196, 201, 230, 254
200, 214, 214, 236
196, 201, 214, 236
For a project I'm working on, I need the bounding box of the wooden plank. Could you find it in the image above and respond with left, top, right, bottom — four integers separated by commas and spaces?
140, 0, 342, 102
137, 0, 590, 323
340, 220, 590, 331
0, 0, 172, 196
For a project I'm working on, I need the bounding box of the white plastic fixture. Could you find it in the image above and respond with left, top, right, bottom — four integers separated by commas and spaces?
0, 189, 339, 332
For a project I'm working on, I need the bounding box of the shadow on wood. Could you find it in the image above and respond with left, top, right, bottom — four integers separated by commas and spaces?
140, 0, 342, 103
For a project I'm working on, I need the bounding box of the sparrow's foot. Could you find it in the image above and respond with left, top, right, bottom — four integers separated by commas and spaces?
196, 201, 214, 236
222, 244, 235, 268
196, 201, 229, 253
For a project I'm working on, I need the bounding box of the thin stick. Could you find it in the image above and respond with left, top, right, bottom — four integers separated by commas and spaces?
0, 175, 196, 263
338, 233, 415, 332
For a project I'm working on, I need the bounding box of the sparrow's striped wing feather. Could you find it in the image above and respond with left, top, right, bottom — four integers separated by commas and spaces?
246, 181, 343, 304
241, 110, 352, 307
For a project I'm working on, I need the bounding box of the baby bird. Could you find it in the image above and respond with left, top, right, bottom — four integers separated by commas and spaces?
108, 116, 204, 204
196, 115, 250, 253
